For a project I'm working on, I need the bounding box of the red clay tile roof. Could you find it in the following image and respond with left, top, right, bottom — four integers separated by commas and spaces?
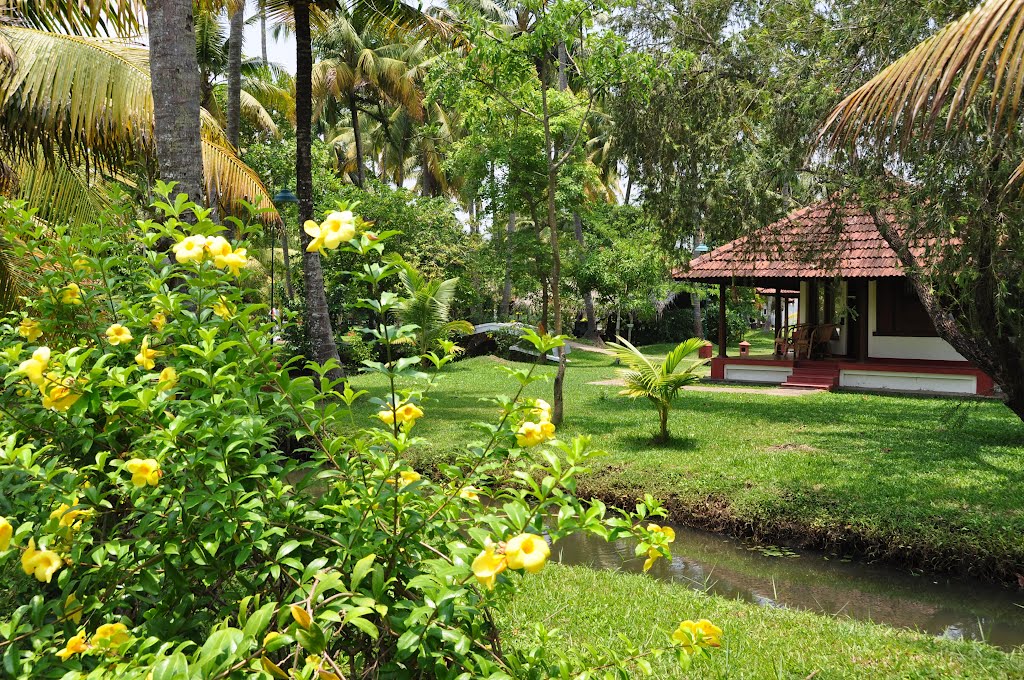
675, 200, 910, 281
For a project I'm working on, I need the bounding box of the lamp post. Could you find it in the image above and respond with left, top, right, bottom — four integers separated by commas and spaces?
272, 188, 298, 317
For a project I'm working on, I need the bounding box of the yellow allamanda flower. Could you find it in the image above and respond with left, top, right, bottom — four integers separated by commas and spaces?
205, 235, 231, 258
56, 631, 91, 660
398, 470, 420, 487
0, 516, 12, 550
515, 420, 556, 447
105, 324, 133, 345
63, 594, 84, 625
671, 619, 723, 654
471, 540, 507, 590
17, 318, 42, 342
531, 399, 552, 422
151, 312, 167, 332
303, 211, 356, 254
173, 234, 207, 263
50, 499, 93, 529
377, 402, 424, 427
18, 346, 49, 386
60, 283, 83, 305
135, 335, 161, 370
216, 247, 247, 277
643, 523, 676, 572
459, 486, 481, 501
504, 533, 550, 574
91, 622, 129, 648
21, 538, 62, 583
157, 366, 178, 391
212, 298, 234, 319
40, 374, 84, 412
125, 458, 161, 488
72, 256, 91, 271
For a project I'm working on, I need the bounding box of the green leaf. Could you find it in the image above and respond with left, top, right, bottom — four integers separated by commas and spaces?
243, 602, 278, 638
351, 553, 376, 592
152, 653, 189, 680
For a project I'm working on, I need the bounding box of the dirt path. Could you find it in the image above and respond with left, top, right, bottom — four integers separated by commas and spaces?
588, 377, 819, 396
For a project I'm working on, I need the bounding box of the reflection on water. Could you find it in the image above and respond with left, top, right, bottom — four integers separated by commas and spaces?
553, 524, 1024, 650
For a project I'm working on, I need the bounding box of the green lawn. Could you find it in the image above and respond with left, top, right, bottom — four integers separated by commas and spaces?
500, 564, 1024, 678
341, 349, 1024, 673
344, 349, 1024, 584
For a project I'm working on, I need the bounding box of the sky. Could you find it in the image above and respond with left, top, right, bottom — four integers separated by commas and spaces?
242, 0, 297, 73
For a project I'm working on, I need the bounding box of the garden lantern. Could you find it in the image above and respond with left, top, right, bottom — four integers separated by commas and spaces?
739, 340, 751, 357
271, 188, 298, 315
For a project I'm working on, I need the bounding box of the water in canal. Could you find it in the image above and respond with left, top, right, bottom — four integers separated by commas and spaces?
553, 523, 1024, 650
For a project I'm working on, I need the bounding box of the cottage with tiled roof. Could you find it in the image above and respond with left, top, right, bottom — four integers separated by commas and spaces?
674, 199, 993, 396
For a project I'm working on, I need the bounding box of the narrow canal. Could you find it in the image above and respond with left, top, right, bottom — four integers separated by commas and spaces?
553, 523, 1024, 650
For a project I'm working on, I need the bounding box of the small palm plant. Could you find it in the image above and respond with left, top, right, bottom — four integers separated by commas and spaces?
394, 261, 474, 355
606, 337, 709, 443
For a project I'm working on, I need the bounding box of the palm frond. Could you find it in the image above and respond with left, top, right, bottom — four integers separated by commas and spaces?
823, 0, 1024, 145
0, 27, 279, 224
0, 27, 152, 167
239, 89, 279, 136
12, 153, 110, 225
0, 0, 145, 37
202, 139, 280, 225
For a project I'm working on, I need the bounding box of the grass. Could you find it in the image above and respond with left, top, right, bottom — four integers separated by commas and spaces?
344, 347, 1024, 584
634, 328, 777, 361
499, 564, 1024, 678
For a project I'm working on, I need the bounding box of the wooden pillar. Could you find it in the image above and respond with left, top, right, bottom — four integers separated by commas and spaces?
773, 289, 782, 338
718, 283, 727, 358
808, 280, 819, 325
857, 280, 870, 361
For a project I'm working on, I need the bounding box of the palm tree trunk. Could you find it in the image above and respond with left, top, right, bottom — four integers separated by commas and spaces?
295, 0, 343, 378
259, 0, 268, 64
147, 0, 205, 205
348, 92, 366, 188
226, 3, 244, 148
659, 406, 669, 442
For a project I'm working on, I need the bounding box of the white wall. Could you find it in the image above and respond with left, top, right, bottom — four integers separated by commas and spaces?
724, 364, 793, 384
840, 369, 976, 394
867, 281, 966, 361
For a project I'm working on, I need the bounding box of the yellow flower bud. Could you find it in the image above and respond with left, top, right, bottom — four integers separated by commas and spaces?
0, 516, 12, 550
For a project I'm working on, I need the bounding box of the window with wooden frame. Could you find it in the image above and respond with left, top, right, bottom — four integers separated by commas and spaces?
874, 279, 938, 337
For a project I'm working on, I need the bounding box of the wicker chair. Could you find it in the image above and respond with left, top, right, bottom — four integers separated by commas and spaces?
791, 324, 814, 359
812, 323, 837, 358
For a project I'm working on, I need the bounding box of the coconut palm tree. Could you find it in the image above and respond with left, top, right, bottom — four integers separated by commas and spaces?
148, 0, 206, 203
0, 27, 277, 219
312, 11, 425, 187
195, 11, 294, 139
605, 337, 708, 443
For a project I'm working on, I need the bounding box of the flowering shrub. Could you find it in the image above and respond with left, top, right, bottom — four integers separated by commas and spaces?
0, 184, 719, 678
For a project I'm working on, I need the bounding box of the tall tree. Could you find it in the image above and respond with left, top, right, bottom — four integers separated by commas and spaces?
312, 11, 425, 188
148, 0, 206, 203
294, 0, 343, 378
226, 2, 245, 147
823, 0, 1024, 420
